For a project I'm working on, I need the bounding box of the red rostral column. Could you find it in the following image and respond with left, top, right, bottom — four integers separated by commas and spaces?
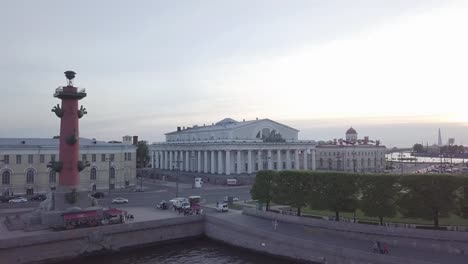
52, 71, 87, 188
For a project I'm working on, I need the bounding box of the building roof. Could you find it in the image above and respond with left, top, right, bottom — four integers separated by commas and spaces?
0, 138, 133, 148
346, 127, 357, 134
165, 118, 299, 135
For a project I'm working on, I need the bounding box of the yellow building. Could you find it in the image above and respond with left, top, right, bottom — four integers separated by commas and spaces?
0, 137, 136, 196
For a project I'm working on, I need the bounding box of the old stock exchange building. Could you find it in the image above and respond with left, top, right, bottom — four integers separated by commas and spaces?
149, 118, 317, 176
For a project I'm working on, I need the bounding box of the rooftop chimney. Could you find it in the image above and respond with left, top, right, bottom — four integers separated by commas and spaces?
177, 126, 181, 131
132, 136, 138, 145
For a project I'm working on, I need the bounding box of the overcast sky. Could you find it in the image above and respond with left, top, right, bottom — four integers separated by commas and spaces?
1, 0, 467, 147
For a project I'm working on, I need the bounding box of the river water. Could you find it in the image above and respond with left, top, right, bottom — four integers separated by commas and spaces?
59, 238, 303, 264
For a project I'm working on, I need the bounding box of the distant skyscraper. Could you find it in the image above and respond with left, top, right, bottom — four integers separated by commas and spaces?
438, 128, 443, 146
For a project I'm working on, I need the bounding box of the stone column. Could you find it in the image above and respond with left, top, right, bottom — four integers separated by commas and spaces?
267, 150, 272, 170
247, 150, 252, 174
178, 151, 183, 169
277, 150, 281, 171
151, 151, 155, 169
225, 150, 231, 175
294, 149, 299, 170
169, 151, 173, 170
218, 150, 223, 174
163, 151, 167, 170
286, 150, 291, 170
237, 150, 241, 174
210, 151, 215, 174
185, 151, 189, 171
204, 151, 208, 173
257, 150, 262, 171
197, 151, 202, 173
311, 148, 317, 170
303, 149, 308, 170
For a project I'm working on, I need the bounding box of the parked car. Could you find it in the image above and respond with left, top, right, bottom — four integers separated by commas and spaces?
30, 194, 47, 201
0, 196, 13, 203
91, 192, 105, 199
112, 197, 129, 204
9, 197, 28, 203
216, 203, 229, 212
233, 197, 239, 202
157, 200, 169, 210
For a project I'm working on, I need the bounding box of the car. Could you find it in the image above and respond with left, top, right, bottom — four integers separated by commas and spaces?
91, 192, 105, 199
233, 197, 239, 202
0, 196, 13, 203
9, 197, 28, 203
133, 188, 144, 192
157, 200, 169, 210
30, 194, 47, 201
216, 203, 229, 212
112, 197, 129, 204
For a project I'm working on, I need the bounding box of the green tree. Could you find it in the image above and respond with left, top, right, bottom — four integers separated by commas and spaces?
359, 174, 399, 225
398, 175, 463, 228
412, 143, 424, 153
309, 172, 359, 221
136, 141, 149, 168
272, 171, 311, 216
250, 170, 276, 210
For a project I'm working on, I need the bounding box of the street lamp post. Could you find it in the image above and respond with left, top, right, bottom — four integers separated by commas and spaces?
172, 159, 183, 197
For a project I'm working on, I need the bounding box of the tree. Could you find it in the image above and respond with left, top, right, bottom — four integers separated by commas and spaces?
136, 141, 150, 168
309, 172, 359, 221
359, 174, 399, 225
398, 175, 463, 228
250, 170, 276, 210
272, 171, 311, 216
412, 143, 425, 153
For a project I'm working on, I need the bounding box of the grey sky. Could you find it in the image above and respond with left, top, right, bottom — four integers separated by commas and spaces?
1, 0, 466, 147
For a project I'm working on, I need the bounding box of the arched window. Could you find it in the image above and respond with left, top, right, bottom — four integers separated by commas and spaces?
90, 167, 97, 180
49, 170, 56, 183
26, 169, 34, 184
2, 171, 10, 185
110, 167, 115, 179
328, 159, 333, 170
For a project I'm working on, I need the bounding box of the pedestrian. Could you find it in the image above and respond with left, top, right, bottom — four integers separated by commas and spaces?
272, 219, 278, 231
216, 201, 219, 207
383, 243, 389, 254
372, 241, 379, 253
377, 241, 383, 254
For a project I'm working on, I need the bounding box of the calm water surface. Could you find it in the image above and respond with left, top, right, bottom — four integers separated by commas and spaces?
60, 238, 303, 264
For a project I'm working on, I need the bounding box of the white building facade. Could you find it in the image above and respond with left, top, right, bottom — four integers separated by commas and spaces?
0, 137, 137, 196
315, 128, 386, 173
150, 118, 317, 175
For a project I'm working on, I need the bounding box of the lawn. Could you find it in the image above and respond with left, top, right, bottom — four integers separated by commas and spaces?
301, 207, 468, 227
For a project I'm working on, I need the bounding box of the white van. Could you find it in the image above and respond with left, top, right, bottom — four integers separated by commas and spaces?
216, 203, 229, 212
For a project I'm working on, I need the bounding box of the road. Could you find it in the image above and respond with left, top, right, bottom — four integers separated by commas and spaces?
213, 210, 468, 264
0, 180, 253, 211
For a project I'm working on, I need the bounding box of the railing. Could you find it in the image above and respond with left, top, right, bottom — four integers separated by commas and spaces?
54, 87, 86, 94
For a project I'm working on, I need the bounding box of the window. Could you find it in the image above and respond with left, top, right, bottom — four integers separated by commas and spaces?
124, 153, 128, 161
110, 154, 115, 161
109, 183, 115, 190
16, 155, 21, 164
255, 163, 258, 171
319, 158, 323, 167
328, 159, 332, 170
273, 162, 277, 170
2, 171, 10, 185
82, 154, 87, 161
49, 170, 56, 183
245, 163, 248, 172
368, 158, 372, 167
90, 167, 97, 180
40, 154, 45, 163
92, 154, 96, 162
26, 188, 34, 195
101, 154, 106, 162
28, 154, 33, 164
51, 154, 56, 161
347, 159, 350, 168
361, 158, 365, 167
282, 162, 286, 169
127, 153, 131, 161
26, 169, 35, 184
109, 167, 115, 179
3, 155, 9, 164
291, 162, 295, 169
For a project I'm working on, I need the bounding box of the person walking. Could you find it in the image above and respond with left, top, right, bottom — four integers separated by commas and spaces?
383, 243, 389, 254
273, 219, 278, 231
372, 241, 379, 253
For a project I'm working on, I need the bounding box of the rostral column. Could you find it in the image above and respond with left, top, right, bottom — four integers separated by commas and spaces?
50, 71, 88, 203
